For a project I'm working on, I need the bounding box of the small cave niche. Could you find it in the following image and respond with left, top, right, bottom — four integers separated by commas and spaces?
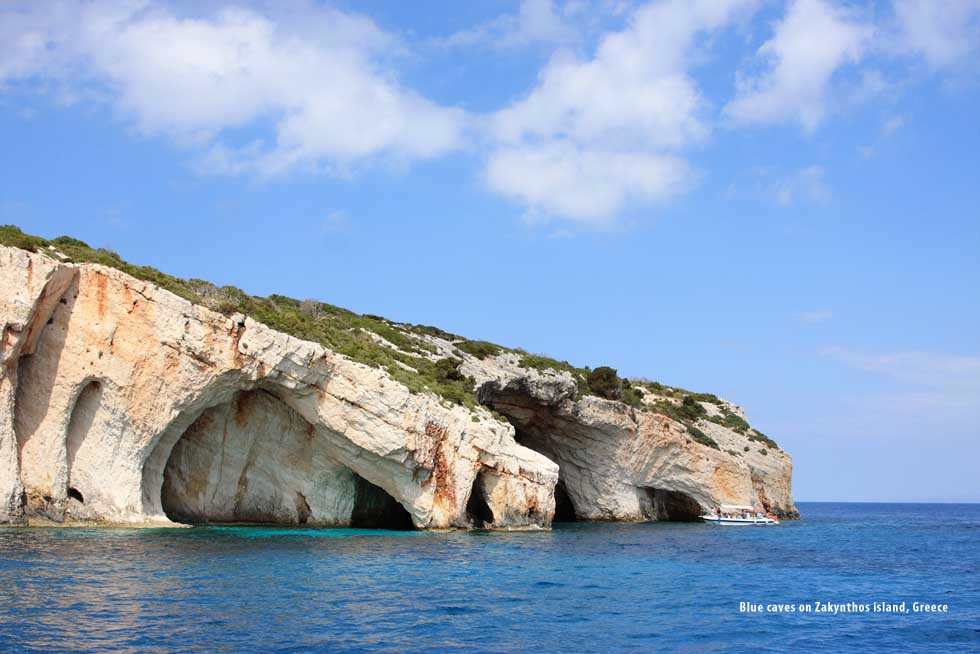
465, 473, 494, 529
294, 492, 311, 526
349, 475, 414, 531
647, 488, 702, 522
64, 379, 103, 505
552, 480, 578, 523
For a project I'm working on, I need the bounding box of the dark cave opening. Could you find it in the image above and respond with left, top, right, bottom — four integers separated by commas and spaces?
67, 487, 84, 504
350, 475, 415, 531
465, 473, 494, 529
552, 480, 578, 523
647, 488, 702, 522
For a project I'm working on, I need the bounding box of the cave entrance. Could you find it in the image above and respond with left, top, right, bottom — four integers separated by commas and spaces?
479, 392, 579, 523
647, 488, 702, 522
159, 389, 408, 528
552, 480, 578, 523
350, 475, 415, 531
465, 473, 494, 529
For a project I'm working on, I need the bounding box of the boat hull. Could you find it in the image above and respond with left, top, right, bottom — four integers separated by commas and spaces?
700, 516, 778, 526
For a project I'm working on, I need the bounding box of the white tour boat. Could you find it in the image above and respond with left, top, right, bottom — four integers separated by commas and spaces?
700, 504, 779, 526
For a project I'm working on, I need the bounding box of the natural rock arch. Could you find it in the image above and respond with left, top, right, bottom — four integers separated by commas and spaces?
644, 487, 703, 522
349, 474, 415, 530
147, 385, 421, 528
160, 389, 362, 526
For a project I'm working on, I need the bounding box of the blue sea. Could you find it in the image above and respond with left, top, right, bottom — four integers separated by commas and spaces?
1, 503, 978, 653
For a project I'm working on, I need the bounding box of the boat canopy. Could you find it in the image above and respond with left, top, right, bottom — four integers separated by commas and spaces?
720, 504, 755, 510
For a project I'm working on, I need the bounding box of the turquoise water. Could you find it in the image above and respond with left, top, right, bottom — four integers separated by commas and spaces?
1, 503, 978, 653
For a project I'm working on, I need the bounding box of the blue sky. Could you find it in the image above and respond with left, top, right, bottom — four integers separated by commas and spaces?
1, 0, 978, 502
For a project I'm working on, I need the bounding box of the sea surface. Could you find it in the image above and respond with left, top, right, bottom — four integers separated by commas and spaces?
1, 503, 978, 653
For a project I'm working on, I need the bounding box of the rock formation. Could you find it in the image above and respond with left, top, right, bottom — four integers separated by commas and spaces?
0, 238, 796, 529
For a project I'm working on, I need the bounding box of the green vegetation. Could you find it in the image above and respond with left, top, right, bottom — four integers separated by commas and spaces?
517, 353, 590, 396
632, 379, 720, 405
577, 366, 647, 408
587, 366, 621, 400
648, 398, 718, 449
404, 323, 462, 341
707, 408, 750, 434
1, 225, 480, 409
747, 429, 779, 450
455, 339, 503, 360
0, 225, 48, 252
651, 397, 707, 423
687, 424, 719, 450
0, 225, 776, 440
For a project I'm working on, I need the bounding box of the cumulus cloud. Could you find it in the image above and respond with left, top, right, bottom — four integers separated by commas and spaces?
725, 0, 873, 131
0, 1, 466, 176
2, 0, 977, 230
892, 0, 980, 69
484, 0, 757, 225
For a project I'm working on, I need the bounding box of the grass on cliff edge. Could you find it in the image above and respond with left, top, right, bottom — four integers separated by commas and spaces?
0, 225, 484, 411
0, 225, 776, 447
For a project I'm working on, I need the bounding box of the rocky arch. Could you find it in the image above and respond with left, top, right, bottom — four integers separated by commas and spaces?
477, 381, 716, 524
643, 487, 703, 522
475, 383, 603, 523
146, 384, 424, 529
349, 474, 414, 530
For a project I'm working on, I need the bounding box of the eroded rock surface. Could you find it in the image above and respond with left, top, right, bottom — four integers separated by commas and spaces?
1, 246, 556, 528
0, 243, 796, 528
460, 353, 797, 520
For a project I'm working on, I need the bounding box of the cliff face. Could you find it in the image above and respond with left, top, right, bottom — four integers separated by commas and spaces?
0, 242, 796, 528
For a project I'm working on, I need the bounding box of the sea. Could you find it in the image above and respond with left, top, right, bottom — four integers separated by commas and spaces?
1, 503, 977, 653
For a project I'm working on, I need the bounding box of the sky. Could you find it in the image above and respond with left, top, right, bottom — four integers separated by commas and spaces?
0, 0, 978, 502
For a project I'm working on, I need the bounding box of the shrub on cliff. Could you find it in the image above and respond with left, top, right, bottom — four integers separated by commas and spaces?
434, 357, 464, 382
587, 366, 622, 400
687, 425, 719, 450
680, 396, 706, 421
708, 409, 749, 434
0, 225, 48, 252
456, 340, 502, 359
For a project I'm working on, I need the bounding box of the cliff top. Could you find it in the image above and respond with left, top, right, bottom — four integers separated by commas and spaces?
0, 224, 779, 454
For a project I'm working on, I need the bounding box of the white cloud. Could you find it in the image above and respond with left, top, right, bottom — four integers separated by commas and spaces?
823, 347, 980, 389
793, 309, 833, 323
892, 0, 980, 69
858, 113, 906, 158
485, 142, 693, 225
771, 165, 829, 206
822, 347, 980, 416
439, 0, 577, 50
0, 1, 466, 176
725, 0, 873, 131
485, 0, 757, 224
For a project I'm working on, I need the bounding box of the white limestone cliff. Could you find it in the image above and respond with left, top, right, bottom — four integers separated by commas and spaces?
0, 243, 796, 528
